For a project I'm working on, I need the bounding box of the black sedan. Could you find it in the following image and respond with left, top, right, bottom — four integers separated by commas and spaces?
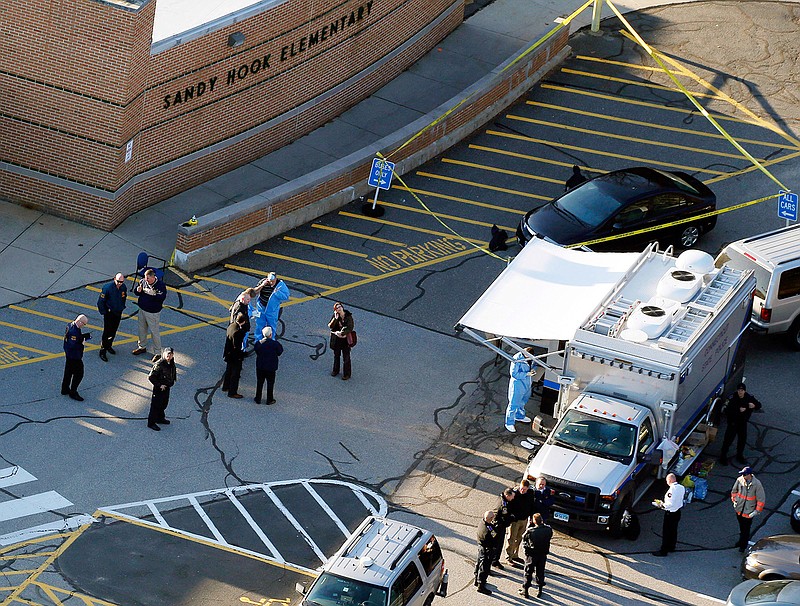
516, 167, 717, 251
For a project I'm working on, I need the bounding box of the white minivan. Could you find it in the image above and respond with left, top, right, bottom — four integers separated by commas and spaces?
715, 224, 800, 348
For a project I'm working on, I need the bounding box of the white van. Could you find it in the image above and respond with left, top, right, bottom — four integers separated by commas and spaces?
295, 516, 448, 606
715, 224, 800, 348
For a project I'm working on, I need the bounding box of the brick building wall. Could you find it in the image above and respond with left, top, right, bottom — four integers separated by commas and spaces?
0, 0, 463, 229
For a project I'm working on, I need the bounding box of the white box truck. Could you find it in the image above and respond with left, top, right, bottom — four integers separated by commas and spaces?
457, 240, 755, 535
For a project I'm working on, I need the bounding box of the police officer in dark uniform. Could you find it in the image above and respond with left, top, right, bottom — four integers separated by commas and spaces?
97, 272, 127, 362
491, 487, 516, 568
61, 314, 90, 401
475, 510, 497, 596
520, 512, 553, 599
719, 383, 762, 465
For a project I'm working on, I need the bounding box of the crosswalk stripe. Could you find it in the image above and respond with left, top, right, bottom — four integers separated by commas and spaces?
0, 515, 96, 547
0, 491, 72, 523
0, 467, 36, 490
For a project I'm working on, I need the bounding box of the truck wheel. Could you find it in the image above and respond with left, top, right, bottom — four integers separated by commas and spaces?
677, 225, 701, 248
423, 594, 435, 606
787, 318, 800, 351
791, 499, 800, 533
609, 497, 633, 539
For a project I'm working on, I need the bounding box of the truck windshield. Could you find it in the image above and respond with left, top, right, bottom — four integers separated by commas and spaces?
550, 410, 637, 462
304, 572, 388, 606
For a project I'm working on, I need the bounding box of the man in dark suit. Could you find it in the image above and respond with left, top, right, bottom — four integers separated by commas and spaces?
222, 313, 247, 398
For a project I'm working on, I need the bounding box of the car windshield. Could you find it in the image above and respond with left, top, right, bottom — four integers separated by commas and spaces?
554, 181, 629, 228
304, 572, 388, 606
550, 410, 637, 462
745, 580, 794, 603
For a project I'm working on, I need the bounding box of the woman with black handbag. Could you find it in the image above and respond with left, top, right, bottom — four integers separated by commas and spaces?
328, 302, 355, 380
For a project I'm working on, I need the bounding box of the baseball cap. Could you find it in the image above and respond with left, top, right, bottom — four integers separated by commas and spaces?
737, 383, 746, 390
739, 466, 753, 476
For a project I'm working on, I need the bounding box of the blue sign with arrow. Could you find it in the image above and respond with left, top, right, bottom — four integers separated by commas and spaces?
778, 190, 798, 222
368, 158, 395, 191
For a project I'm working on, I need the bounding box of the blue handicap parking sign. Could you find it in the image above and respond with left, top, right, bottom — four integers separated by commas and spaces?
778, 190, 798, 221
368, 158, 395, 190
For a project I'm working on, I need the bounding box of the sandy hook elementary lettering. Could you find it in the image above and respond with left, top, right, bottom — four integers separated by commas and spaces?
162, 1, 375, 109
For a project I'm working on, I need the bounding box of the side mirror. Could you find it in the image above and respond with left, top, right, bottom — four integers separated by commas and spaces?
295, 582, 307, 596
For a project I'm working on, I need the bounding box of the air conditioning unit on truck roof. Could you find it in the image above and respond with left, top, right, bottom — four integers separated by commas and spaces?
457, 240, 755, 536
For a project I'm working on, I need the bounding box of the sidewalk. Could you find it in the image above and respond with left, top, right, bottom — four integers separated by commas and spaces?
0, 0, 624, 306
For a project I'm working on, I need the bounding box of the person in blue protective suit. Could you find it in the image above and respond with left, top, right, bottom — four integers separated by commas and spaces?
250, 272, 290, 342
505, 347, 535, 432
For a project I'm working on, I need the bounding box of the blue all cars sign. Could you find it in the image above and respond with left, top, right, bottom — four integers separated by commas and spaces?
778, 190, 798, 221
368, 158, 395, 190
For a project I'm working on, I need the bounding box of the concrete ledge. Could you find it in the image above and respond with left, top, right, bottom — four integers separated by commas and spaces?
174, 31, 571, 272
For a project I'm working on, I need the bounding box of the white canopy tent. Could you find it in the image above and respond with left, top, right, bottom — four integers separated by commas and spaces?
456, 239, 641, 364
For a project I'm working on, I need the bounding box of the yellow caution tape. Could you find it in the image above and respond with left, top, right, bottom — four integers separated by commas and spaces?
388, 0, 593, 159
605, 0, 791, 193
570, 193, 780, 249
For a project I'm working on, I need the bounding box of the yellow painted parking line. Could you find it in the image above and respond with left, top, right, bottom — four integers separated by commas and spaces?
540, 83, 775, 131
253, 250, 376, 279
560, 67, 723, 100
415, 171, 549, 200
486, 130, 743, 175
8, 305, 136, 339
0, 352, 62, 370
48, 295, 180, 329
311, 223, 407, 247
441, 158, 564, 185
394, 184, 525, 214
506, 114, 766, 161
296, 246, 487, 303
706, 149, 800, 184
193, 274, 250, 290
575, 53, 666, 73
0, 521, 93, 606
0, 346, 31, 365
0, 319, 73, 341
525, 101, 795, 152
222, 265, 334, 289
617, 31, 800, 149
0, 339, 51, 355
468, 145, 609, 175
339, 211, 486, 244
283, 236, 369, 258
375, 200, 517, 232
163, 305, 228, 322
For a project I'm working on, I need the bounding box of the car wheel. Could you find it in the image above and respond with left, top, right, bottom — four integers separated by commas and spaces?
423, 594, 435, 606
762, 573, 786, 581
678, 225, 701, 248
787, 318, 800, 351
791, 499, 800, 532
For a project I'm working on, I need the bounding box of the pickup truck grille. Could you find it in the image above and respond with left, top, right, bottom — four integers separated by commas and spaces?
544, 477, 601, 512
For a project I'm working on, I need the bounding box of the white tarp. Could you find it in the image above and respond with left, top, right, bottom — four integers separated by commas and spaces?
457, 240, 640, 341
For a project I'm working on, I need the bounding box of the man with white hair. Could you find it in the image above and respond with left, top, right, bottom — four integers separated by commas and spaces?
62, 314, 91, 401
254, 326, 283, 404
97, 272, 127, 362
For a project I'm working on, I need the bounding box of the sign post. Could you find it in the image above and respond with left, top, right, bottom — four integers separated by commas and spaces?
778, 190, 798, 226
364, 158, 395, 217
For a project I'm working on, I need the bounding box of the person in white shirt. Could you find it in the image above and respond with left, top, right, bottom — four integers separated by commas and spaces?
653, 473, 685, 556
